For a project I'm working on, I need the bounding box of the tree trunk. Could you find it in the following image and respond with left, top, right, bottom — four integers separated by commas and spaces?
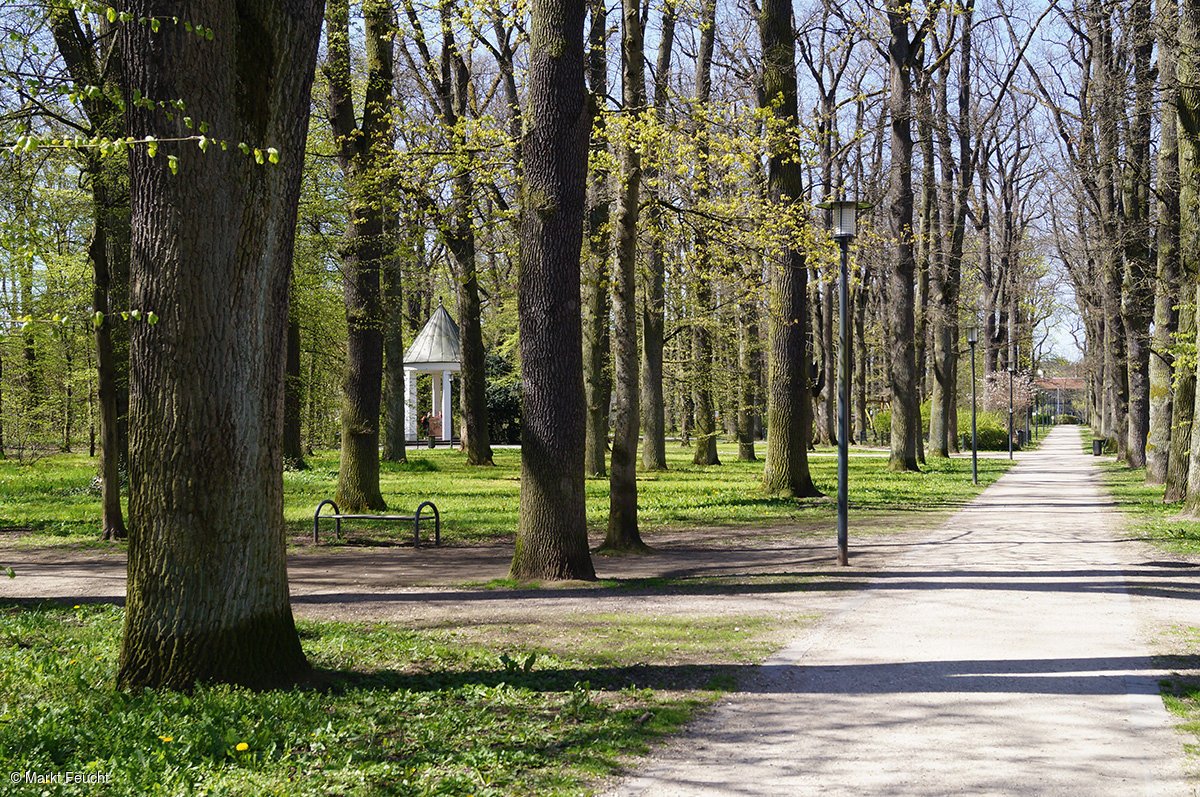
690, 0, 720, 467
1165, 307, 1195, 502
854, 278, 869, 443
918, 69, 947, 457
381, 215, 408, 463
1122, 0, 1155, 468
582, 0, 612, 477
737, 297, 758, 461
450, 180, 495, 467
283, 315, 308, 468
90, 161, 130, 540
327, 0, 394, 510
885, 1, 921, 472
639, 0, 676, 473
511, 0, 597, 581
760, 0, 821, 497
1148, 0, 1180, 484
603, 0, 649, 552
1180, 0, 1200, 510
117, 0, 321, 690
47, 8, 130, 539
817, 279, 836, 445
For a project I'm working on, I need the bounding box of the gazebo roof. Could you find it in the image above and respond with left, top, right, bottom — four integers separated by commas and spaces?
404, 301, 462, 366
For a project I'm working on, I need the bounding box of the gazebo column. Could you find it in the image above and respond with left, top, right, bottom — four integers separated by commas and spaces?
441, 370, 453, 441
431, 370, 442, 438
404, 369, 418, 441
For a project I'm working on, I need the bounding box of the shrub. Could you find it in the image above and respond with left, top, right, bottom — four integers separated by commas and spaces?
485, 353, 522, 444
958, 409, 1010, 450
871, 409, 891, 443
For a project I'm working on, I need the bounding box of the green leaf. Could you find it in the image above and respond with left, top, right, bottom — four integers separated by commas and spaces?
92, 311, 104, 329
129, 309, 142, 321
106, 6, 116, 22
198, 136, 209, 152
266, 147, 280, 164
167, 154, 179, 175
253, 148, 265, 165
146, 312, 159, 326
145, 136, 158, 158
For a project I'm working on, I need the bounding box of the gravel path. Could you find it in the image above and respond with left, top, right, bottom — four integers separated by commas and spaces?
605, 426, 1198, 796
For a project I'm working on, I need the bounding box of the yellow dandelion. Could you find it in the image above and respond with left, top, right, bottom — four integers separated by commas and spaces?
235, 742, 249, 752
158, 735, 173, 743
72, 604, 81, 609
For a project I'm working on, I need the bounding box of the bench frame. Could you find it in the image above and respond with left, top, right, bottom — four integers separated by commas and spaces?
313, 499, 440, 547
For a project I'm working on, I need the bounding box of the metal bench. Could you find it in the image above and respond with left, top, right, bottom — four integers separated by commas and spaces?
313, 499, 440, 547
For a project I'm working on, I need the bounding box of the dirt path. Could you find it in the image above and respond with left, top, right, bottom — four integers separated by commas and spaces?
0, 519, 935, 625
605, 427, 1200, 796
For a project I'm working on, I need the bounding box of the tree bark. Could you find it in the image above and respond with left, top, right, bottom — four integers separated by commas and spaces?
582, 0, 612, 477
1148, 0, 1180, 484
690, 0, 720, 467
760, 0, 820, 496
381, 214, 408, 463
885, 1, 923, 472
603, 0, 649, 552
283, 315, 307, 469
1180, 0, 1200, 511
327, 0, 394, 510
511, 0, 597, 580
737, 296, 758, 461
117, 0, 321, 689
1121, 0, 1155, 468
48, 8, 130, 539
1165, 307, 1195, 502
639, 0, 677, 473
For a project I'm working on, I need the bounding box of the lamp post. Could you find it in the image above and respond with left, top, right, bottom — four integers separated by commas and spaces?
1008, 360, 1015, 460
967, 327, 978, 485
818, 198, 865, 567
1036, 368, 1044, 440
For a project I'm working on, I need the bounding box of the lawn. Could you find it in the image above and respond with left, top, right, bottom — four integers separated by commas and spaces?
0, 442, 1013, 547
1091, 455, 1200, 557
0, 602, 784, 796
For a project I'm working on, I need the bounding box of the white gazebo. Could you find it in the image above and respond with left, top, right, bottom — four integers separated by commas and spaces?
404, 301, 461, 443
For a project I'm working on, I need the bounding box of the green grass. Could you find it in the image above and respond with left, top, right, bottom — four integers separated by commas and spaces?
0, 603, 783, 796
1091, 457, 1200, 556
0, 442, 1013, 547
1159, 627, 1200, 760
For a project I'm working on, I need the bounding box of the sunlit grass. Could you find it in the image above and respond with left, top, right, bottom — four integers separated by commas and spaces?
1, 441, 1012, 546
0, 603, 777, 796
1092, 457, 1200, 556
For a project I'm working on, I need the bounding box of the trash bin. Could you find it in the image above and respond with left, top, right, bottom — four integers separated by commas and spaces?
1092, 439, 1103, 456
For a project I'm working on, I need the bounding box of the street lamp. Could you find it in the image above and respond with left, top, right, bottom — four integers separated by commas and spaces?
1008, 359, 1015, 460
817, 197, 868, 567
1036, 368, 1044, 440
967, 327, 979, 485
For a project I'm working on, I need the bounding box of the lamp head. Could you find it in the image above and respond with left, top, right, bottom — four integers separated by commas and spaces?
966, 327, 978, 346
817, 198, 871, 240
